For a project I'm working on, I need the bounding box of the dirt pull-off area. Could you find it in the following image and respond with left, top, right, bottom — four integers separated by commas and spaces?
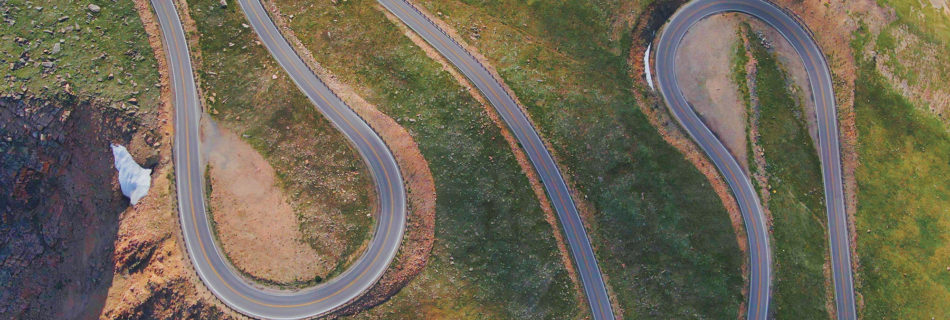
201, 118, 328, 285
675, 14, 750, 171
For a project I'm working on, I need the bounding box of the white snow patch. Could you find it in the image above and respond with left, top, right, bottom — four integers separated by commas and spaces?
111, 144, 151, 205
644, 44, 655, 91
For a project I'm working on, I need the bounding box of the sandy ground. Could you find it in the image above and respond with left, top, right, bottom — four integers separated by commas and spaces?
674, 14, 749, 171
931, 0, 950, 15
200, 118, 327, 284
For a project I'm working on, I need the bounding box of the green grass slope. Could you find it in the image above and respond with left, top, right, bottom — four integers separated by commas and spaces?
852, 23, 950, 318
745, 31, 829, 318
269, 0, 584, 318
414, 0, 743, 317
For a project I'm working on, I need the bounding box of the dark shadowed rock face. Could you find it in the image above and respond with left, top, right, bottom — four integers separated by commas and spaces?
117, 279, 229, 320
0, 95, 140, 319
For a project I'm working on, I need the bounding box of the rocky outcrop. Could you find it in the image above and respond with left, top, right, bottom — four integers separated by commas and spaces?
0, 94, 154, 318
108, 279, 228, 320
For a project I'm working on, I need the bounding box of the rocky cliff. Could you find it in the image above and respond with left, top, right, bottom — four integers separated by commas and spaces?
0, 94, 157, 318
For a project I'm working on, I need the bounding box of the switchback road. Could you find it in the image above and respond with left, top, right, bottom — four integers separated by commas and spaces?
378, 1, 616, 319
652, 0, 856, 319
153, 0, 406, 318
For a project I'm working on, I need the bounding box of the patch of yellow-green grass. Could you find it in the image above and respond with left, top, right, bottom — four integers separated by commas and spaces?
412, 0, 743, 317
852, 24, 950, 319
871, 0, 950, 124
271, 0, 583, 318
1, 0, 159, 109
188, 0, 375, 288
877, 0, 950, 47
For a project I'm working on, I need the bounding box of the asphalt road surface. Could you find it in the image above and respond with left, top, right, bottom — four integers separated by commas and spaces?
153, 0, 406, 318
378, 1, 616, 319
652, 0, 856, 319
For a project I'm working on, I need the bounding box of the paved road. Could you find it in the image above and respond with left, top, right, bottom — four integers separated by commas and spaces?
378, 1, 615, 319
152, 0, 406, 318
652, 0, 856, 319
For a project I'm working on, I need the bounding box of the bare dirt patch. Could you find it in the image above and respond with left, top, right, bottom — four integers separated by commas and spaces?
101, 174, 233, 319
187, 0, 382, 290
201, 119, 327, 285
675, 14, 749, 171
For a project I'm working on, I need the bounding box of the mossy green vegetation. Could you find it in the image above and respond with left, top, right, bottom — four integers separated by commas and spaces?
270, 0, 583, 317
745, 30, 829, 318
413, 0, 744, 317
851, 21, 950, 318
188, 0, 375, 287
1, 0, 160, 108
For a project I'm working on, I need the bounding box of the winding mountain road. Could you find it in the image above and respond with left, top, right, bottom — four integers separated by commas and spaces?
377, 1, 615, 319
155, 0, 853, 317
652, 0, 855, 319
153, 0, 406, 318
